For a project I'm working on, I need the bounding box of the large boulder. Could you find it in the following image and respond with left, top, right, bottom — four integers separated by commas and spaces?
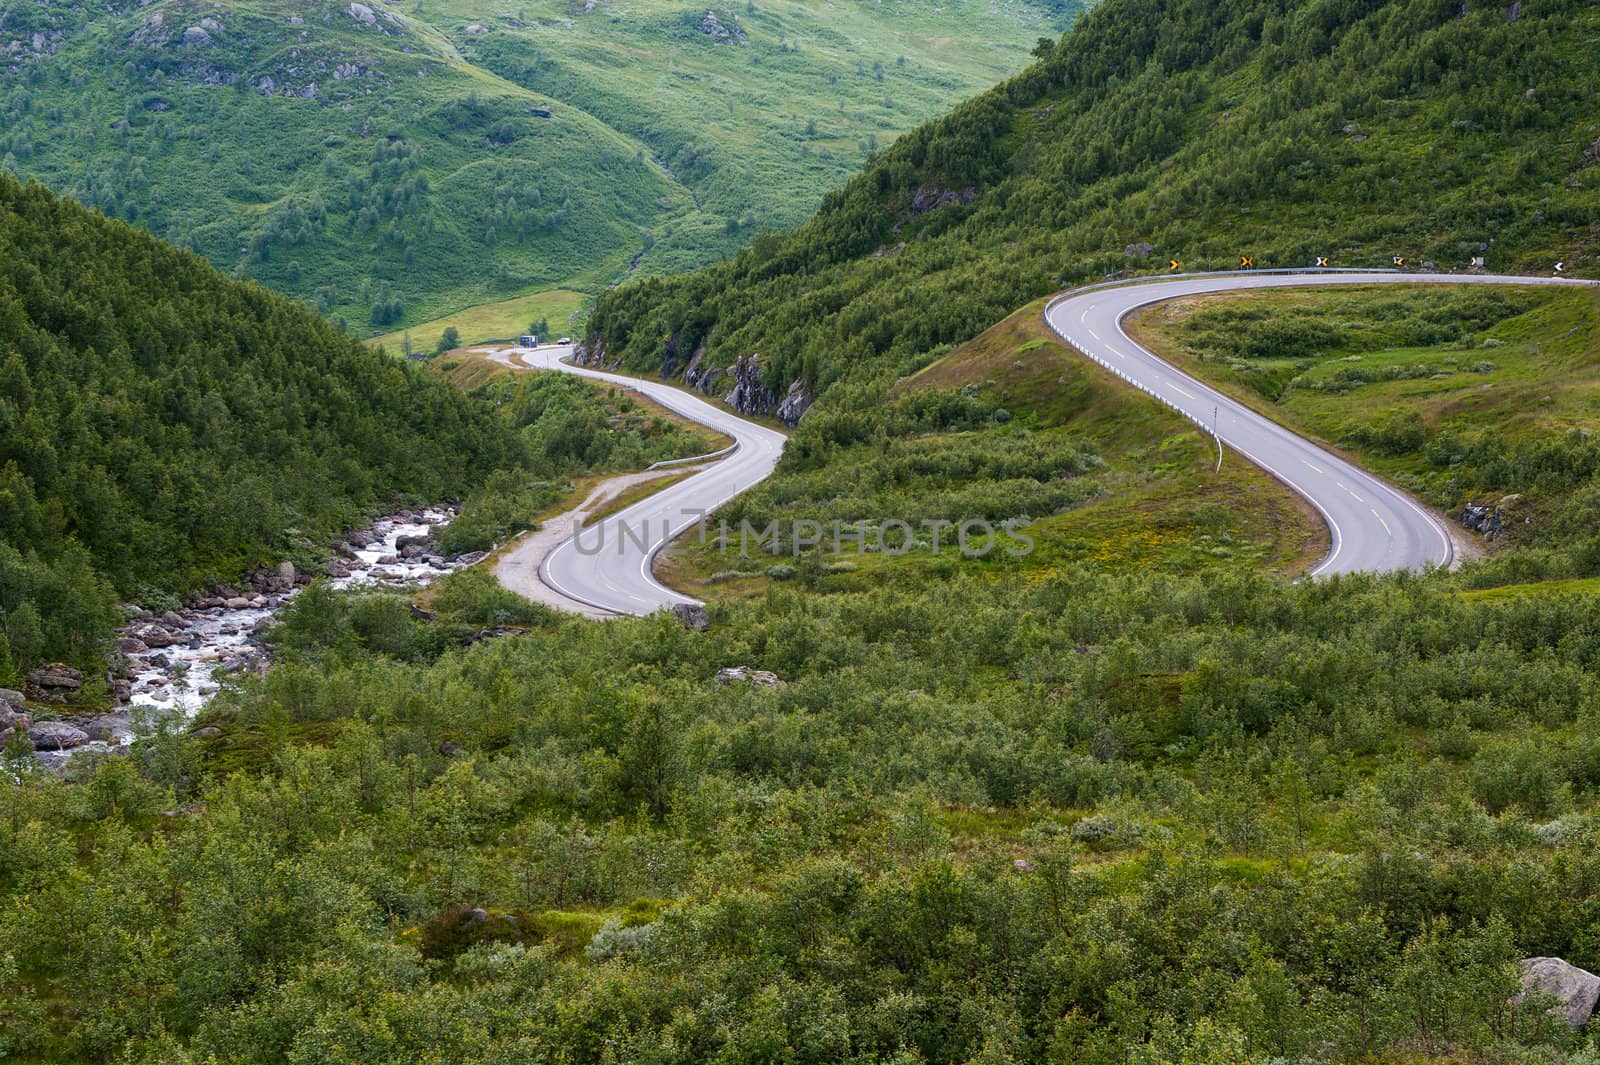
28, 720, 90, 751
672, 603, 710, 631
25, 664, 83, 703
1519, 957, 1600, 1028
0, 687, 24, 713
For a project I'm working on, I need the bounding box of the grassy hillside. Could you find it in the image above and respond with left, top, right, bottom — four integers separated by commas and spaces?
0, 0, 1083, 334
589, 0, 1600, 409
659, 298, 1326, 601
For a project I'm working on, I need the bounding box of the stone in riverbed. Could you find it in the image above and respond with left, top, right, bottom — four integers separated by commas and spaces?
84, 713, 131, 742
225, 597, 252, 610
118, 637, 149, 654
378, 554, 400, 565
28, 720, 90, 750
325, 562, 351, 578
0, 688, 24, 712
134, 626, 179, 648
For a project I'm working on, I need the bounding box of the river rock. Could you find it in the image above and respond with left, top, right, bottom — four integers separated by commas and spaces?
28, 720, 89, 750
0, 688, 24, 712
118, 637, 149, 654
1518, 957, 1600, 1028
396, 534, 433, 551
25, 664, 83, 703
134, 626, 179, 648
324, 562, 350, 578
84, 713, 131, 742
225, 596, 252, 610
112, 679, 132, 703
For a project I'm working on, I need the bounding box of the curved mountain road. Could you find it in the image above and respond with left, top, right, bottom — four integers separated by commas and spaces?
488, 344, 786, 616
492, 270, 1592, 615
1045, 270, 1594, 575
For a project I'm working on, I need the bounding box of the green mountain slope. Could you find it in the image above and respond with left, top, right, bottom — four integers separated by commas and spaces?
588, 0, 1600, 411
0, 172, 522, 675
0, 0, 1083, 332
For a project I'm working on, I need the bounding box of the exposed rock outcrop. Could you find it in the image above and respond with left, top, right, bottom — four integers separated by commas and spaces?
697, 8, 746, 41
672, 603, 710, 631
776, 379, 812, 425
910, 186, 978, 213
715, 666, 783, 688
722, 354, 778, 418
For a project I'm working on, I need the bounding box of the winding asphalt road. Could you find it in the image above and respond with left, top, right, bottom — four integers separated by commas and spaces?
499, 344, 787, 616
494, 270, 1592, 615
1044, 270, 1596, 575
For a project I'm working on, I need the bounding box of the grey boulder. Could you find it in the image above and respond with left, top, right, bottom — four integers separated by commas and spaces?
1518, 957, 1600, 1029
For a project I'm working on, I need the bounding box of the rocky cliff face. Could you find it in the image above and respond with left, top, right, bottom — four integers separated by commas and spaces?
587, 333, 811, 426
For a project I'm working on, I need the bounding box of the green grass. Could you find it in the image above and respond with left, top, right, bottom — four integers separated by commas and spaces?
1461, 575, 1600, 602
373, 285, 588, 351
0, 0, 1084, 334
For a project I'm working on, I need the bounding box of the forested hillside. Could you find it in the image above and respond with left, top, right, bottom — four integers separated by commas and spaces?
589, 0, 1600, 411
0, 173, 521, 676
0, 0, 1082, 332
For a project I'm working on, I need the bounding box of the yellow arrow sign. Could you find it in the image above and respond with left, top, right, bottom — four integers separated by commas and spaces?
1393, 255, 1406, 267
1169, 259, 1180, 271
1315, 256, 1329, 268
1240, 256, 1254, 268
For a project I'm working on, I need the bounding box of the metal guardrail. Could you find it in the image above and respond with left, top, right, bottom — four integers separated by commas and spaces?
646, 441, 739, 470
